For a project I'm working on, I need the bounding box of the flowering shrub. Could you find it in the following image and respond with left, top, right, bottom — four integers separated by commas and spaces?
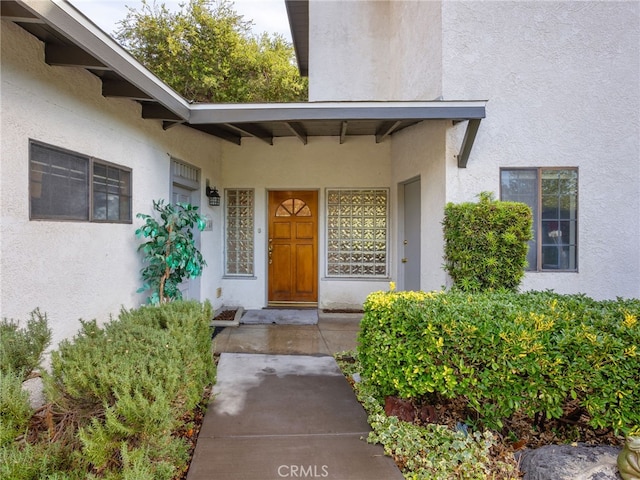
358, 289, 640, 435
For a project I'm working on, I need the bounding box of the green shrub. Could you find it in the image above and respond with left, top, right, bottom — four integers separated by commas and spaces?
443, 192, 532, 292
0, 371, 33, 446
358, 289, 640, 435
0, 309, 52, 380
40, 300, 215, 478
336, 351, 520, 479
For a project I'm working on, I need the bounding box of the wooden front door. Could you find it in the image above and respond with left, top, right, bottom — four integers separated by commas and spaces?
268, 190, 318, 306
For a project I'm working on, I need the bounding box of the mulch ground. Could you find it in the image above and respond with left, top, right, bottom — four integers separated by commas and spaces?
212, 309, 238, 321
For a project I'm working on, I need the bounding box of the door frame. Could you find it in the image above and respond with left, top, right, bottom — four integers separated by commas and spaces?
398, 176, 421, 291
266, 189, 319, 307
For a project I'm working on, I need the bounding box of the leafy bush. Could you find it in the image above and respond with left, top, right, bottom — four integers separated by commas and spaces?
0, 301, 218, 479
358, 289, 640, 435
0, 309, 52, 380
136, 200, 206, 304
443, 192, 532, 292
336, 352, 520, 479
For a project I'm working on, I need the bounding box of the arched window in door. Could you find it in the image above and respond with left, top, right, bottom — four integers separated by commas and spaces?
275, 198, 312, 217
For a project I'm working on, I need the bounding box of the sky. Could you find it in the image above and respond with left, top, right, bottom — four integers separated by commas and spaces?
69, 0, 292, 41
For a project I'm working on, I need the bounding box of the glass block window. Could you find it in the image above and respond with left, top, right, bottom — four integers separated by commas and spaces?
225, 189, 254, 276
501, 168, 578, 271
30, 141, 131, 223
326, 189, 388, 277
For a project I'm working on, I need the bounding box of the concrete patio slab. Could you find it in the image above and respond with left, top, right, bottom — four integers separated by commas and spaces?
187, 435, 403, 480
187, 352, 403, 480
215, 324, 332, 355
241, 308, 319, 325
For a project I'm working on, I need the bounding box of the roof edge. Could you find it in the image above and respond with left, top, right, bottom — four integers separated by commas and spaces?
17, 0, 191, 120
188, 100, 487, 124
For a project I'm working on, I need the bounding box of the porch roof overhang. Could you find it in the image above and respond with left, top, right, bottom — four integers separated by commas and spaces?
2, 0, 486, 167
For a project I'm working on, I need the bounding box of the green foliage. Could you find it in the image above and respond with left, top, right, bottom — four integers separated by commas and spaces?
358, 289, 640, 435
336, 351, 519, 479
0, 442, 78, 480
26, 301, 216, 478
443, 191, 532, 292
0, 309, 52, 380
0, 371, 32, 447
116, 0, 308, 103
136, 200, 206, 304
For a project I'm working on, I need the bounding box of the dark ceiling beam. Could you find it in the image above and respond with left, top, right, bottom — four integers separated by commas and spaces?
162, 121, 183, 130
45, 44, 109, 70
457, 119, 481, 168
141, 103, 183, 121
284, 122, 307, 144
188, 125, 242, 145
224, 123, 273, 145
375, 120, 402, 143
340, 121, 348, 144
102, 79, 152, 100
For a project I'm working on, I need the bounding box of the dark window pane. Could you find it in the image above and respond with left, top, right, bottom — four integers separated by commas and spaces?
92, 162, 131, 222
30, 143, 89, 220
500, 169, 538, 270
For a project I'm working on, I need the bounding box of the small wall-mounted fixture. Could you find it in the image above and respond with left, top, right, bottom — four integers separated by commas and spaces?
206, 180, 220, 207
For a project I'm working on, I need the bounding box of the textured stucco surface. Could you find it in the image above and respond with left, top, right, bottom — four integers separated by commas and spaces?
309, 0, 443, 101
221, 136, 393, 310
1, 21, 224, 345
2, 0, 639, 350
440, 1, 640, 298
308, 0, 639, 299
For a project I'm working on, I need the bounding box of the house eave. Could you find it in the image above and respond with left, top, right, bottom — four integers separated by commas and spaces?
11, 0, 191, 120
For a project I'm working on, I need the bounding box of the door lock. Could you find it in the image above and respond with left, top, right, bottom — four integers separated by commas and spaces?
401, 258, 408, 263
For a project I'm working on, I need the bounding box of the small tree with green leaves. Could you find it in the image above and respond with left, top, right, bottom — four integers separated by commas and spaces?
442, 192, 532, 292
136, 200, 206, 304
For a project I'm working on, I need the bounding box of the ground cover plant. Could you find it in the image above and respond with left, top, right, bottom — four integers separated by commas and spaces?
335, 351, 521, 479
351, 288, 639, 478
1, 301, 215, 480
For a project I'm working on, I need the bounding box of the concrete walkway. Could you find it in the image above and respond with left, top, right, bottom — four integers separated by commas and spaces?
187, 312, 404, 480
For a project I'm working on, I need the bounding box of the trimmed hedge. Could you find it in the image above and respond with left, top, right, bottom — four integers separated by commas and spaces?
358, 289, 640, 435
443, 192, 532, 292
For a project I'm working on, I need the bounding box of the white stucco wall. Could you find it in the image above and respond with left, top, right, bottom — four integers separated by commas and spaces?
0, 21, 224, 346
308, 0, 443, 101
390, 121, 448, 292
307, 0, 639, 300
220, 136, 392, 309
440, 1, 640, 299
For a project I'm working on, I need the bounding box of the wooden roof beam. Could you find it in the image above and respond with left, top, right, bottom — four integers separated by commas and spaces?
224, 123, 273, 145
340, 121, 348, 144
375, 120, 402, 143
284, 121, 308, 144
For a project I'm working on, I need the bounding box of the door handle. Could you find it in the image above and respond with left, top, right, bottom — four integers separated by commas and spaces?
268, 238, 273, 264
402, 258, 408, 263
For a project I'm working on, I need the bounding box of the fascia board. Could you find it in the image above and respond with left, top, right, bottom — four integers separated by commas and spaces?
188, 101, 487, 124
18, 0, 191, 120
